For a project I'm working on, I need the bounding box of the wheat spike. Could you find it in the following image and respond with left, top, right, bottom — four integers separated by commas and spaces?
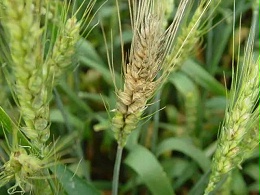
204, 24, 259, 195
0, 0, 82, 150
112, 0, 189, 147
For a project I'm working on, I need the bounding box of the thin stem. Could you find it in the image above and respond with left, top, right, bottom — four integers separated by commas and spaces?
151, 89, 161, 153
251, 0, 258, 40
112, 145, 123, 195
206, 18, 213, 71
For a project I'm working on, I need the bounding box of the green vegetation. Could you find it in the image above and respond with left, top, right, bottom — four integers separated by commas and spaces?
0, 0, 258, 194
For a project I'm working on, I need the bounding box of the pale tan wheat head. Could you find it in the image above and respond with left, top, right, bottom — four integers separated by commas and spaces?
112, 0, 189, 147
112, 0, 165, 147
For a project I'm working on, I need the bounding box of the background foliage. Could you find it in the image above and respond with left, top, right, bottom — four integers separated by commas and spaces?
0, 0, 259, 194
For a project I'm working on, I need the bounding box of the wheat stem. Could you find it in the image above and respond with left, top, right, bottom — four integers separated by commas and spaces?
112, 146, 123, 195
151, 88, 161, 152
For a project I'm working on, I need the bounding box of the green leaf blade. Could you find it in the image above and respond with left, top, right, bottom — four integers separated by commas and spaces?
0, 106, 12, 133
51, 165, 101, 195
124, 145, 174, 195
181, 59, 227, 96
156, 138, 211, 173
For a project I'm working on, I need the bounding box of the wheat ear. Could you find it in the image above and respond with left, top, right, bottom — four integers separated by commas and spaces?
0, 0, 95, 193
45, 17, 81, 84
162, 0, 212, 76
205, 2, 259, 192
204, 19, 259, 195
1, 0, 82, 150
1, 0, 49, 150
112, 0, 189, 147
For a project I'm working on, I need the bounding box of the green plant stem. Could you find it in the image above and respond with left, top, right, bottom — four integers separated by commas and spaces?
251, 0, 258, 41
112, 145, 123, 195
151, 89, 161, 153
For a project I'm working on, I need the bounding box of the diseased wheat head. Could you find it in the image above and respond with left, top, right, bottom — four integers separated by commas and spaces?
112, 0, 189, 147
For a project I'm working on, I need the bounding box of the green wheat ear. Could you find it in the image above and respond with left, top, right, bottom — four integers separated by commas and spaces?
205, 46, 260, 194
204, 6, 259, 194
0, 0, 94, 151
0, 0, 97, 194
162, 0, 213, 77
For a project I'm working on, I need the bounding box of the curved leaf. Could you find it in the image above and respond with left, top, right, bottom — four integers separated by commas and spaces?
156, 138, 211, 172
0, 106, 30, 146
169, 71, 197, 96
124, 145, 174, 195
0, 106, 12, 133
51, 165, 101, 195
77, 39, 121, 86
181, 59, 227, 96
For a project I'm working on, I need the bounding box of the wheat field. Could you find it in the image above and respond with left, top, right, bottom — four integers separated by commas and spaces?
0, 0, 259, 194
